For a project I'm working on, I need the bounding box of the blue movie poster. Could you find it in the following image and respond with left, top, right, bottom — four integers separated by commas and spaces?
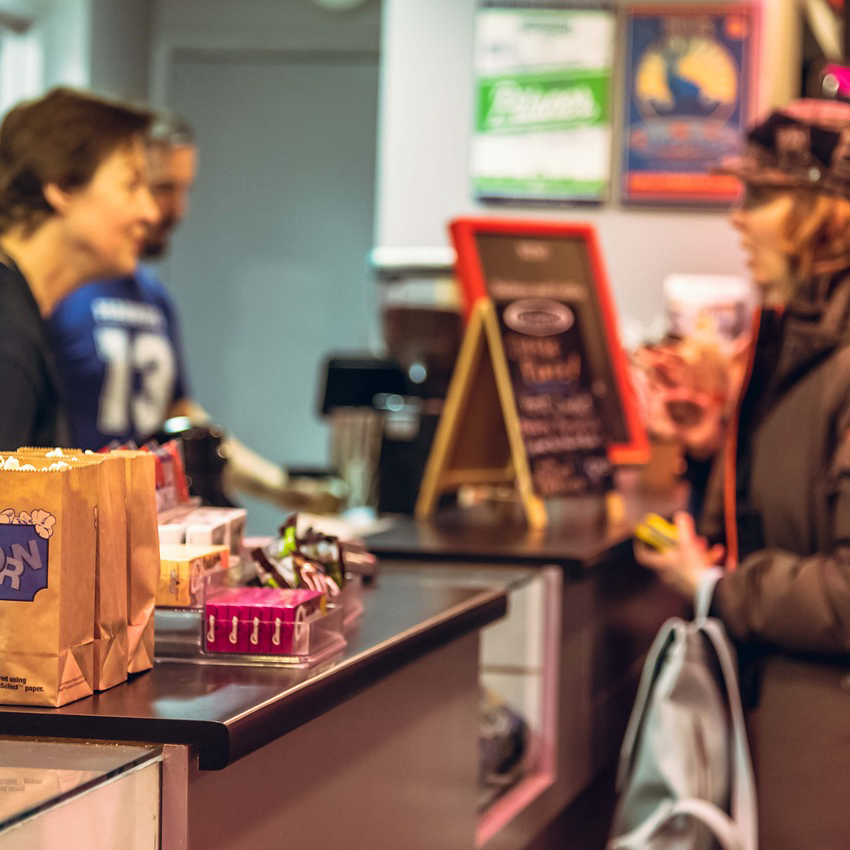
622, 6, 755, 205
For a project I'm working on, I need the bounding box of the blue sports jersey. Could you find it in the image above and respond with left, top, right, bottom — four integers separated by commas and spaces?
46, 266, 189, 449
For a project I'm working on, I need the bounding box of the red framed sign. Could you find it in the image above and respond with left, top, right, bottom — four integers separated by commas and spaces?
449, 217, 648, 467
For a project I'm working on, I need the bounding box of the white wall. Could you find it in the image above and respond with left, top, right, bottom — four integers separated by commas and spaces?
89, 0, 151, 101
149, 0, 382, 532
151, 0, 379, 50
0, 0, 153, 111
149, 0, 381, 108
150, 0, 380, 98
375, 0, 799, 335
37, 0, 90, 89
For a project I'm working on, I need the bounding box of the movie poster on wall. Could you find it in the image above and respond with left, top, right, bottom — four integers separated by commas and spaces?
471, 3, 615, 204
621, 5, 756, 205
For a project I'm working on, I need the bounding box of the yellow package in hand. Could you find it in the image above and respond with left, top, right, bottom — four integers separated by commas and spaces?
635, 513, 679, 552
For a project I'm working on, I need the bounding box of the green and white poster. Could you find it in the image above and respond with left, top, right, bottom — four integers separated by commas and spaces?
471, 3, 615, 203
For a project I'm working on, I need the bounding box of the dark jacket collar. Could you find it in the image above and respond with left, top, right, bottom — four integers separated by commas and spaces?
774, 272, 850, 389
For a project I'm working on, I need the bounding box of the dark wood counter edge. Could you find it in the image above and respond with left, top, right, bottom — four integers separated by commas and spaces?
0, 589, 507, 772
365, 487, 687, 574
218, 589, 507, 769
364, 534, 635, 577
0, 710, 228, 767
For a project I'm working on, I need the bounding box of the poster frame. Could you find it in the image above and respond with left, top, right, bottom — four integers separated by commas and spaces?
470, 2, 617, 205
620, 2, 760, 207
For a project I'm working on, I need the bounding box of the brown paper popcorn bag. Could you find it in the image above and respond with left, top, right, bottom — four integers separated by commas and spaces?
88, 454, 128, 686
19, 449, 160, 675
16, 449, 128, 691
0, 457, 97, 706
82, 453, 127, 688
119, 451, 159, 673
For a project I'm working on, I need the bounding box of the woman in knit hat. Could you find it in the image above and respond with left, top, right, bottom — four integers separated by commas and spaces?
636, 98, 850, 850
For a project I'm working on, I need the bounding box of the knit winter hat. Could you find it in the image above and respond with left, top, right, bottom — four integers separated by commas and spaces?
716, 99, 850, 198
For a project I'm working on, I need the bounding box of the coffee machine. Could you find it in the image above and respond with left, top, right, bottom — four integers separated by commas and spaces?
318, 248, 463, 515
372, 247, 463, 514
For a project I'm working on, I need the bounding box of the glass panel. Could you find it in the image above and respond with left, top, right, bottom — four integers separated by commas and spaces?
0, 739, 160, 834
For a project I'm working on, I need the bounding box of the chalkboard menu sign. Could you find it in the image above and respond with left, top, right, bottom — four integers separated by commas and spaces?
416, 218, 646, 526
495, 293, 614, 498
452, 218, 646, 467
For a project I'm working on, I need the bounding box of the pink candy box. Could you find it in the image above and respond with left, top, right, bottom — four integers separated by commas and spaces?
204, 587, 325, 655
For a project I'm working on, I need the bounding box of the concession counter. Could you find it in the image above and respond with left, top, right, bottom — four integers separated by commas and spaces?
365, 486, 685, 850
0, 482, 680, 850
0, 567, 507, 850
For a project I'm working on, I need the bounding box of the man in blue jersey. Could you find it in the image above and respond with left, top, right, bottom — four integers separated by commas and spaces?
47, 112, 342, 510
47, 111, 196, 450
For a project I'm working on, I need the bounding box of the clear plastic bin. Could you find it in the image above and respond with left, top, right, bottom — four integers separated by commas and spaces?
153, 569, 347, 668
201, 570, 346, 666
329, 573, 364, 628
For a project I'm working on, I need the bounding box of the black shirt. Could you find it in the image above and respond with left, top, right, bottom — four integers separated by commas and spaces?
0, 259, 71, 450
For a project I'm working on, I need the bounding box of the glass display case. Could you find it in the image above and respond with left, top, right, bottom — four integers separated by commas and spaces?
476, 566, 562, 847
393, 562, 562, 849
0, 739, 161, 850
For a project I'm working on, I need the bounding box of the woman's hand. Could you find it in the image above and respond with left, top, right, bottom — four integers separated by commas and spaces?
632, 334, 751, 460
633, 511, 725, 598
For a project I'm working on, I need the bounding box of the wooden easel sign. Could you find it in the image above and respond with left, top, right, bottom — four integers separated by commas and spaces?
416, 218, 647, 528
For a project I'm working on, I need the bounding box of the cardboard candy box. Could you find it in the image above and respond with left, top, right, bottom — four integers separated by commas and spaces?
158, 506, 247, 556
158, 543, 229, 608
204, 587, 325, 655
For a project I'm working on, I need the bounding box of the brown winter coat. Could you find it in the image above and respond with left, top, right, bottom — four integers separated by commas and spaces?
700, 273, 850, 850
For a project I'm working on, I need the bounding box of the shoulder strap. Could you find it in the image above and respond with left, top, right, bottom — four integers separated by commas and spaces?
820, 272, 850, 343
0, 245, 18, 273
694, 567, 724, 621
615, 617, 682, 791
698, 617, 758, 850
610, 797, 744, 850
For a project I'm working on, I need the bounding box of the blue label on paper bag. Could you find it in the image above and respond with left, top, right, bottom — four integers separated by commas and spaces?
0, 525, 49, 601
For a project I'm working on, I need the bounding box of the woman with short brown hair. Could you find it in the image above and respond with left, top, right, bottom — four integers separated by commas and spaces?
0, 87, 158, 448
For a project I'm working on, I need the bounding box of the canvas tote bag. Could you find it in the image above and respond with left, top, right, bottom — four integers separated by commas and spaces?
608, 571, 758, 850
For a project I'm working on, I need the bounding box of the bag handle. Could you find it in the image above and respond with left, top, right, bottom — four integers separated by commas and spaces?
616, 563, 724, 790
694, 566, 724, 621
672, 799, 746, 850
614, 617, 680, 791
609, 798, 745, 850
699, 617, 758, 850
